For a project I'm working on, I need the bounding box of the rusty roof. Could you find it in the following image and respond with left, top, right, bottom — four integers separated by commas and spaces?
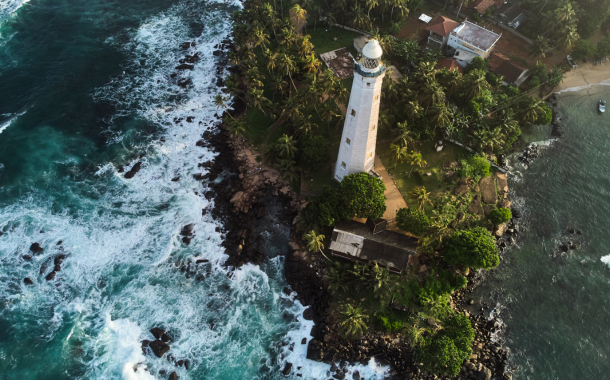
451, 21, 501, 52
469, 0, 504, 14
427, 16, 460, 37
437, 57, 465, 73
488, 52, 527, 83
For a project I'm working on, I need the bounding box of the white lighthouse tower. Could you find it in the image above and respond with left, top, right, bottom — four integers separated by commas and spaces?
334, 39, 386, 182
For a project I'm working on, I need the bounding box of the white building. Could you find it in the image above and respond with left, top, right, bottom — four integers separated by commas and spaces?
448, 20, 501, 63
334, 39, 386, 182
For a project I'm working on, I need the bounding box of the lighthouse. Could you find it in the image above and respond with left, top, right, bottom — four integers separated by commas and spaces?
334, 39, 386, 182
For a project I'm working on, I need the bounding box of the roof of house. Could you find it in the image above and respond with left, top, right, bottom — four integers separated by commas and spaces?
437, 57, 465, 73
427, 16, 460, 37
489, 52, 527, 83
469, 0, 504, 14
451, 21, 501, 52
329, 221, 418, 272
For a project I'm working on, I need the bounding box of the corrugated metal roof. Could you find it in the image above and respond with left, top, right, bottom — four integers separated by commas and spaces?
330, 230, 365, 257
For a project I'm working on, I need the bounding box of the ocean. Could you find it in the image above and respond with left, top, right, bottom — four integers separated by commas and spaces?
473, 84, 610, 379
0, 0, 394, 379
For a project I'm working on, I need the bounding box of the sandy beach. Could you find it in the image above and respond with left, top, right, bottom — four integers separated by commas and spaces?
555, 61, 610, 92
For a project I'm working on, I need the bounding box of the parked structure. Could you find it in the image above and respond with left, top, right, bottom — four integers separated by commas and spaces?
329, 220, 418, 273
448, 20, 501, 63
469, 0, 504, 16
334, 39, 386, 182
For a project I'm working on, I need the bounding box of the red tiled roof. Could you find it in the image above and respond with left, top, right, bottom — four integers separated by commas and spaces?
436, 57, 465, 73
469, 0, 504, 15
427, 16, 460, 37
488, 53, 527, 83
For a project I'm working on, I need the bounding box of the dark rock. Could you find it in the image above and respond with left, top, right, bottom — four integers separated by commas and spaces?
171, 176, 180, 182
186, 116, 195, 123
478, 365, 492, 380
282, 362, 292, 376
22, 254, 32, 261
24, 277, 34, 285
161, 333, 171, 342
301, 338, 307, 344
184, 360, 190, 370
176, 64, 194, 70
46, 271, 56, 281
176, 359, 184, 367
196, 259, 209, 264
150, 327, 165, 340
57, 241, 62, 245
54, 254, 66, 266
169, 371, 178, 380
303, 308, 314, 320
180, 42, 191, 49
182, 236, 192, 245
54, 264, 61, 272
124, 162, 142, 179
213, 50, 221, 56
177, 78, 192, 88
180, 224, 195, 236
30, 243, 44, 254
149, 340, 170, 358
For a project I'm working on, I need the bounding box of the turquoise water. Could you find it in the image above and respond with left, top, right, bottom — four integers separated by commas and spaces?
0, 1, 358, 379
474, 85, 610, 379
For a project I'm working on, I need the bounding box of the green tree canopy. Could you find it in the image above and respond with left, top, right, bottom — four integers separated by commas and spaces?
489, 207, 512, 225
298, 134, 329, 170
442, 227, 500, 270
396, 208, 431, 236
337, 173, 387, 220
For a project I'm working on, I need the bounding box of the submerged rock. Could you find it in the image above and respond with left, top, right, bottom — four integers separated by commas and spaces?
282, 362, 292, 376
149, 340, 170, 358
30, 243, 44, 254
124, 162, 142, 179
24, 277, 33, 285
150, 327, 165, 340
45, 271, 56, 281
169, 371, 178, 380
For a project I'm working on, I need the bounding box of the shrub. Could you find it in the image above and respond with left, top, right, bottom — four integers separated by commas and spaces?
572, 39, 596, 60
536, 102, 553, 125
442, 227, 500, 270
459, 155, 490, 182
415, 313, 474, 377
396, 208, 431, 236
418, 269, 468, 304
489, 207, 512, 225
298, 134, 329, 171
337, 173, 387, 220
377, 315, 405, 332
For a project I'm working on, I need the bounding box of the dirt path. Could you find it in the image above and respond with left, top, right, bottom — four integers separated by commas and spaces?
374, 155, 409, 220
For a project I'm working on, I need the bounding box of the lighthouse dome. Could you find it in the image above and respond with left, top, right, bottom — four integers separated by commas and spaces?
362, 39, 383, 60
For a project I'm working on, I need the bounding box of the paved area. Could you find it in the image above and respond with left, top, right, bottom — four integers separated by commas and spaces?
374, 155, 408, 220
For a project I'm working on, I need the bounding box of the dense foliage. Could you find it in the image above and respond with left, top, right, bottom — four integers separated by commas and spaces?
396, 207, 431, 236
489, 207, 512, 225
459, 155, 490, 182
442, 227, 500, 270
299, 173, 386, 229
415, 313, 475, 376
298, 134, 329, 170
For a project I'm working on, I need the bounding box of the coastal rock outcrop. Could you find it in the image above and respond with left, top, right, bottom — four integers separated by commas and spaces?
149, 339, 170, 358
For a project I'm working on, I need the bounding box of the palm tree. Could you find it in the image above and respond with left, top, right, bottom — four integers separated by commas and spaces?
252, 27, 270, 52
224, 117, 246, 138
295, 114, 317, 135
368, 262, 394, 299
409, 186, 432, 211
311, 5, 322, 31
407, 324, 427, 346
278, 52, 298, 93
271, 75, 288, 98
456, 0, 473, 19
276, 134, 298, 159
339, 304, 368, 338
291, 4, 307, 33
348, 263, 370, 291
248, 88, 271, 114
557, 24, 579, 49
404, 100, 423, 122
407, 151, 426, 178
298, 35, 314, 58
520, 98, 546, 124
365, 0, 379, 17
393, 121, 415, 148
444, 69, 463, 97
555, 1, 576, 23
529, 35, 550, 62
428, 104, 451, 130
320, 101, 339, 132
303, 53, 322, 73
389, 144, 408, 168
278, 159, 300, 182
303, 230, 325, 253
279, 27, 296, 48
213, 94, 235, 119
464, 69, 489, 100
267, 52, 279, 73
351, 4, 371, 30
327, 261, 350, 292
423, 83, 445, 109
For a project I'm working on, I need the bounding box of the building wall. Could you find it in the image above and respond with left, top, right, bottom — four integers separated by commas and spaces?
334, 67, 385, 182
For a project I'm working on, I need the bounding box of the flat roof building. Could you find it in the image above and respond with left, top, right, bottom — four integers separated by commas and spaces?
448, 21, 501, 59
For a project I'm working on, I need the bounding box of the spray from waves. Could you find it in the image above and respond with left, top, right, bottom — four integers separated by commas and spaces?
0, 0, 29, 23
0, 111, 25, 134
601, 255, 610, 268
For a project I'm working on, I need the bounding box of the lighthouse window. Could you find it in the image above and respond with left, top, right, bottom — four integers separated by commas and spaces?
345, 138, 351, 145
366, 82, 371, 87
351, 109, 356, 116
341, 161, 347, 168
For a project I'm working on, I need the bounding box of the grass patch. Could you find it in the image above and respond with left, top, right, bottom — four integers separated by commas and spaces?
377, 139, 471, 201
245, 108, 274, 146
309, 27, 361, 58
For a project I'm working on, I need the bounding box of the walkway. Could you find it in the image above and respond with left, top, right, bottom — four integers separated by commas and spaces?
374, 155, 408, 220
